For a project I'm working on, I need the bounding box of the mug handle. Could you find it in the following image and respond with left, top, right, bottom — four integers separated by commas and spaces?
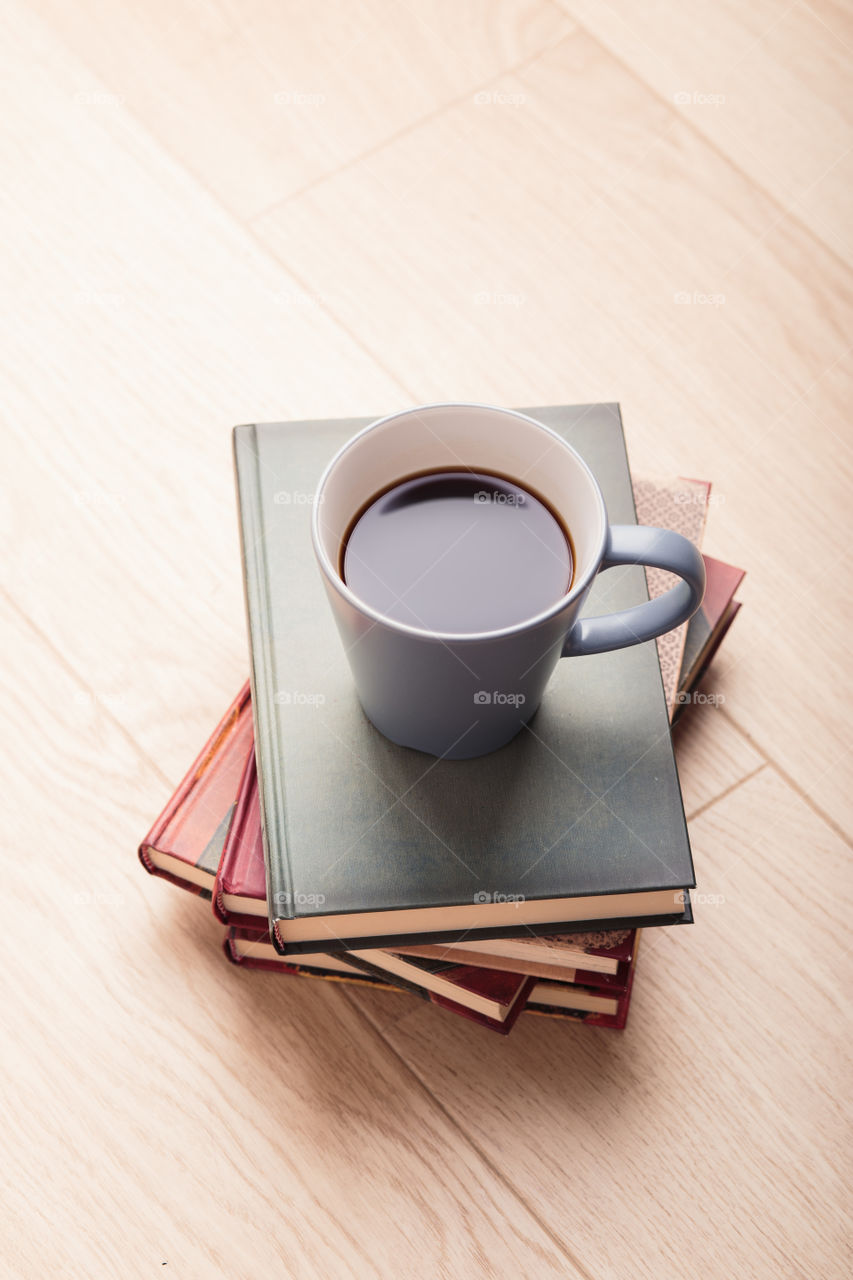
563, 525, 706, 657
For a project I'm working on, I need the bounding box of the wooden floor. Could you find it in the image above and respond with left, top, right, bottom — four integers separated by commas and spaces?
2, 2, 851, 1276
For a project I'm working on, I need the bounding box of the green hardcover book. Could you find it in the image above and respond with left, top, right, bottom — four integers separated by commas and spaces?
234, 405, 695, 954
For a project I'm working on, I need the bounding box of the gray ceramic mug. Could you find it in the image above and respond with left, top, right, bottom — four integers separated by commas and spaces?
312, 403, 705, 759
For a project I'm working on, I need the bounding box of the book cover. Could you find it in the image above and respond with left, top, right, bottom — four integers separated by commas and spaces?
678, 554, 745, 695
138, 682, 252, 897
634, 474, 710, 718
391, 937, 633, 989
680, 601, 741, 705
225, 929, 368, 977
345, 949, 534, 1022
429, 971, 535, 1035
234, 405, 696, 953
212, 745, 269, 929
215, 466, 710, 932
224, 928, 532, 1035
527, 939, 638, 1028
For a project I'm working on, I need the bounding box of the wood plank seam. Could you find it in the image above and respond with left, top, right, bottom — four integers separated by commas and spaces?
250, 24, 581, 222
0, 585, 174, 791
684, 761, 768, 824
720, 713, 853, 852
557, 4, 853, 273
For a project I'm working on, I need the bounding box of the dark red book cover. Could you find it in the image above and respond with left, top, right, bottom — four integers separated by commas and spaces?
346, 949, 534, 1027
679, 554, 745, 694
225, 929, 533, 1035
138, 682, 252, 897
429, 968, 535, 1035
527, 943, 638, 1029
687, 600, 741, 693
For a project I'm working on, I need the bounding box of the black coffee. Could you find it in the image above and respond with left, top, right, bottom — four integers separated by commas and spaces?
342, 470, 573, 633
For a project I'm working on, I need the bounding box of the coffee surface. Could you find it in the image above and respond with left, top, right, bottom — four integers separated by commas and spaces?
342, 470, 573, 633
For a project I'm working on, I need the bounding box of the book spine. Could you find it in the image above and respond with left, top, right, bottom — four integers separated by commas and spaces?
233, 425, 294, 948
529, 965, 636, 1029
212, 744, 256, 925
138, 680, 250, 886
224, 935, 406, 993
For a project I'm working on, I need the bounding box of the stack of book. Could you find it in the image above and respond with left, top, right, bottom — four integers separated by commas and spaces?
140, 405, 743, 1034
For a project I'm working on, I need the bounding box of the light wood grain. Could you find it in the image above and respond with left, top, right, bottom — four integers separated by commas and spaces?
254, 30, 853, 833
2, 0, 851, 1276
0, 597, 577, 1279
674, 694, 765, 818
0, 0, 410, 782
361, 768, 853, 1280
560, 0, 853, 263
27, 0, 574, 219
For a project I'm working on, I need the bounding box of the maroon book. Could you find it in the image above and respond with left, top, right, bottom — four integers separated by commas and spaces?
677, 554, 745, 707
225, 926, 635, 1029
345, 950, 535, 1030
527, 943, 638, 1029
138, 683, 252, 898
212, 745, 267, 930
428, 967, 534, 1035
224, 928, 533, 1034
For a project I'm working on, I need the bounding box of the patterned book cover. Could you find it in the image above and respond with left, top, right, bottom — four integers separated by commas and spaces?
138, 682, 252, 897
634, 475, 710, 717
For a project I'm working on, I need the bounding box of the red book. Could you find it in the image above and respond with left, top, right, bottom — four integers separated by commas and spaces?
525, 937, 638, 1028
224, 928, 533, 1034
225, 926, 636, 1029
428, 968, 534, 1034
138, 683, 252, 897
346, 950, 535, 1030
676, 554, 744, 708
212, 745, 268, 930
224, 928, 370, 978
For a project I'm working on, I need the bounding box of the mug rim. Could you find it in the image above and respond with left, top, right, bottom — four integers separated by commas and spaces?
311, 401, 609, 644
